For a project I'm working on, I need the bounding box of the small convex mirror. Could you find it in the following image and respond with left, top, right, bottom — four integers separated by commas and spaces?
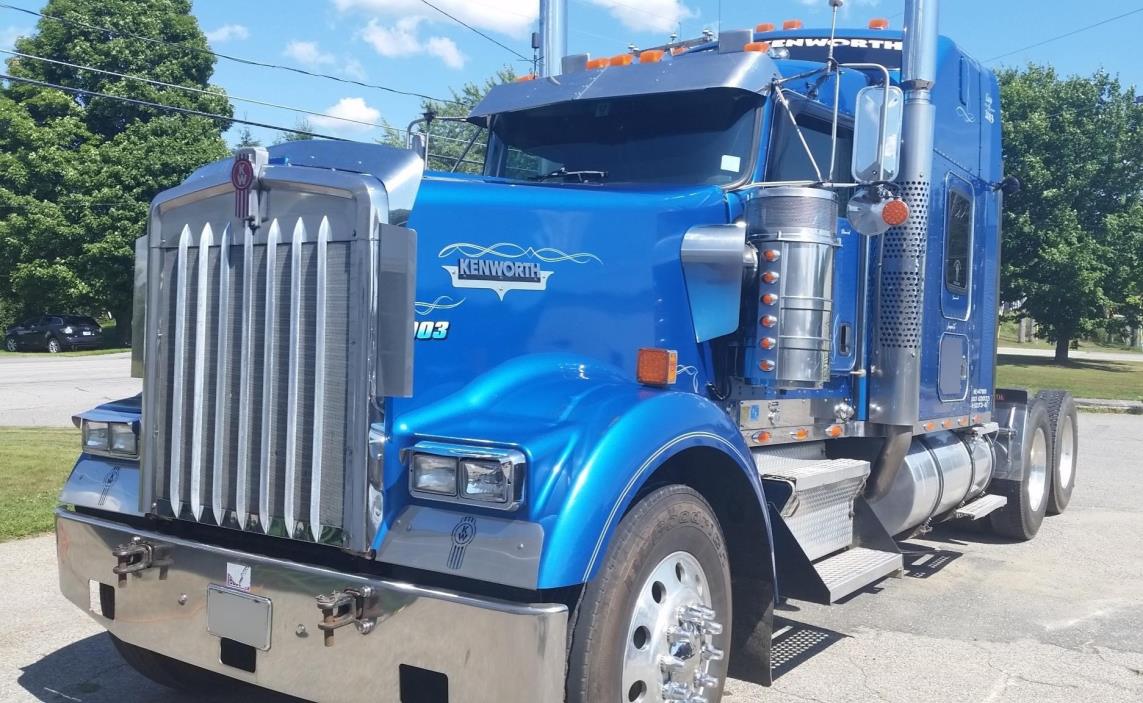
852, 85, 904, 183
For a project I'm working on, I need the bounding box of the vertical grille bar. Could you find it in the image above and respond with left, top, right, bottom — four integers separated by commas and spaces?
309, 217, 330, 542
167, 225, 192, 516
188, 224, 214, 521
211, 224, 233, 525
236, 227, 257, 530
259, 223, 282, 534
284, 219, 305, 538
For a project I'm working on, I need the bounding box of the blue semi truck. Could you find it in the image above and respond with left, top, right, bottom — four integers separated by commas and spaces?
54, 1, 1080, 701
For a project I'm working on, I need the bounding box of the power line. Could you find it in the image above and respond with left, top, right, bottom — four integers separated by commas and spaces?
985, 5, 1143, 63
0, 2, 461, 105
0, 72, 348, 140
418, 0, 531, 61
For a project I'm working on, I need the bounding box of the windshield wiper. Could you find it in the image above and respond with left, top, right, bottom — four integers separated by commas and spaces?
528, 167, 609, 183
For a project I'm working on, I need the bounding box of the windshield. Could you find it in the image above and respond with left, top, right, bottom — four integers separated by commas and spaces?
486, 90, 762, 186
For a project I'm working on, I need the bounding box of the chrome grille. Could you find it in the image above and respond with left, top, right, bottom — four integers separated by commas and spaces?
151, 213, 353, 544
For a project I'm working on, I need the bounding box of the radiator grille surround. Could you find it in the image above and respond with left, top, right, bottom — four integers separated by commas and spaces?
143, 161, 418, 552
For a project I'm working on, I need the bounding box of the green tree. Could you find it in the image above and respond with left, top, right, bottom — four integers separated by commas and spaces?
999, 65, 1143, 361
0, 0, 230, 335
275, 117, 316, 143
381, 67, 515, 174
235, 125, 262, 147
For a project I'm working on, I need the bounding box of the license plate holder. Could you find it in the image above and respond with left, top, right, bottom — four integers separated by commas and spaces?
206, 585, 272, 651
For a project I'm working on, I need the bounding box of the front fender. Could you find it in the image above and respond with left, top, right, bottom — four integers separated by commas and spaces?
388, 354, 772, 590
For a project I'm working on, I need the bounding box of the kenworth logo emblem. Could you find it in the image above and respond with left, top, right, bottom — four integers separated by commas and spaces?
440, 242, 601, 300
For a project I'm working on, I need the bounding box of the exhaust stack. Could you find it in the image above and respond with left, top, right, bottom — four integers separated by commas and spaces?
868, 0, 940, 430
539, 0, 567, 77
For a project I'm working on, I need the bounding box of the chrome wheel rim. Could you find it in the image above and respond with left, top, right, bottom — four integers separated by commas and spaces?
48, 339, 60, 353
4, 339, 14, 352
1027, 427, 1049, 512
1058, 416, 1075, 489
622, 551, 724, 703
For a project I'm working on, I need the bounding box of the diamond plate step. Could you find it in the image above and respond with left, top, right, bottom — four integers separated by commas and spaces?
761, 458, 870, 562
954, 494, 1007, 520
813, 547, 903, 603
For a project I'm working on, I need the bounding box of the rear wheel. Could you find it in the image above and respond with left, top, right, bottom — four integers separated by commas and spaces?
567, 485, 732, 703
990, 401, 1052, 540
1036, 390, 1078, 515
4, 337, 15, 352
110, 635, 230, 693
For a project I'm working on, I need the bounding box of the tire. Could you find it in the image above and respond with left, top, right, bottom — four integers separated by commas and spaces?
4, 337, 15, 352
567, 485, 732, 703
990, 400, 1052, 540
47, 337, 62, 353
110, 635, 230, 693
1036, 390, 1078, 515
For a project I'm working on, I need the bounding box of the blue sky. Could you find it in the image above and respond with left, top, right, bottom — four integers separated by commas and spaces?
1, 0, 1141, 146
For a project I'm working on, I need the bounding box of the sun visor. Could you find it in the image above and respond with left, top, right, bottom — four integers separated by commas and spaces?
469, 50, 780, 123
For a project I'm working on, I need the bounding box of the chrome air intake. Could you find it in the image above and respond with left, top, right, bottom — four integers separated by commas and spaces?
746, 187, 838, 389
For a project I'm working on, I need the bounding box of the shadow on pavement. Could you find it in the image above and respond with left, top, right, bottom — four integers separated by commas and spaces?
19, 633, 299, 703
770, 617, 849, 680
898, 542, 964, 579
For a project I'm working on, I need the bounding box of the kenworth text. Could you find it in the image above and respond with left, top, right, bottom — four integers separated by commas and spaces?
54, 1, 1080, 701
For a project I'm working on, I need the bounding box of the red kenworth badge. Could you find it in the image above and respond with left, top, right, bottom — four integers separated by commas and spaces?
231, 154, 256, 219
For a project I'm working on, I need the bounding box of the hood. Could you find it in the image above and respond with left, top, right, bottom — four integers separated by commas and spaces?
397, 175, 730, 410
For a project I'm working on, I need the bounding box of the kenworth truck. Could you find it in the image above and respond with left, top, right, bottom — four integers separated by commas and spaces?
54, 1, 1080, 701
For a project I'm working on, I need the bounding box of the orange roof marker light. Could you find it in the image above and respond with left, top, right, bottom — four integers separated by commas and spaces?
515, 74, 537, 83
869, 18, 891, 30
585, 58, 609, 70
783, 19, 804, 30
756, 22, 776, 33
609, 53, 634, 67
636, 348, 678, 387
670, 46, 688, 56
744, 41, 771, 53
639, 49, 665, 63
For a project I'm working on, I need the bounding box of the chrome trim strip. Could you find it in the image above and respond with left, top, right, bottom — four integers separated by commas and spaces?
56, 510, 566, 703
168, 225, 192, 516
259, 221, 282, 533
211, 223, 232, 524
189, 223, 213, 521
310, 217, 330, 542
235, 222, 256, 530
283, 218, 305, 538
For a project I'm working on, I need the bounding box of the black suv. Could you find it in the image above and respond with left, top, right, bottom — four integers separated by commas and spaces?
4, 315, 104, 353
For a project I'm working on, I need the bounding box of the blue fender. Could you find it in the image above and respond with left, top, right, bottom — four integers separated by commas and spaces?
388, 354, 775, 591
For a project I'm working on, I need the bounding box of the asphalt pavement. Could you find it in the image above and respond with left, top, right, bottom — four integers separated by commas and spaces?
0, 353, 141, 427
0, 413, 1139, 702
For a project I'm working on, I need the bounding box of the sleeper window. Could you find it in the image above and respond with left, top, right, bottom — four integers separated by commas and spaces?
945, 186, 974, 294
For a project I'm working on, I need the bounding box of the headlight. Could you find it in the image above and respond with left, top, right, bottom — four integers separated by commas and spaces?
82, 420, 139, 459
409, 442, 525, 510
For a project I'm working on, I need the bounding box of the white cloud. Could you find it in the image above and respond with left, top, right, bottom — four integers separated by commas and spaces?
1, 26, 29, 49
311, 97, 382, 133
588, 0, 695, 35
342, 58, 368, 80
284, 40, 336, 66
360, 17, 467, 69
205, 24, 250, 43
332, 0, 536, 39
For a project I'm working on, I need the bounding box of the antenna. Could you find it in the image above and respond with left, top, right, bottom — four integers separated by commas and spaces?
826, 0, 845, 182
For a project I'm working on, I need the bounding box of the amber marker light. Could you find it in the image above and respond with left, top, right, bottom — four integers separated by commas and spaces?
762, 271, 780, 284
762, 293, 778, 305
793, 428, 810, 441
783, 19, 804, 30
639, 49, 665, 63
515, 74, 537, 82
869, 18, 891, 30
943, 419, 955, 429
756, 22, 776, 33
609, 54, 634, 67
924, 422, 937, 432
753, 431, 773, 444
763, 249, 781, 262
671, 46, 687, 56
882, 199, 910, 227
759, 360, 776, 372
827, 425, 844, 438
586, 58, 609, 70
637, 348, 678, 387
959, 417, 970, 427
744, 42, 771, 53
760, 315, 778, 328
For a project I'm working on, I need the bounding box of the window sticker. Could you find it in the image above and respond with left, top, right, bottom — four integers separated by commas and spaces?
721, 155, 742, 173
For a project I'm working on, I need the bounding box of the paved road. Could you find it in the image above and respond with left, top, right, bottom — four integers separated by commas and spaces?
2, 414, 1141, 702
998, 346, 1143, 364
0, 353, 140, 427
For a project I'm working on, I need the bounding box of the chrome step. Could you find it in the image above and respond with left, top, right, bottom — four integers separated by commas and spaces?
954, 494, 1008, 520
813, 547, 903, 603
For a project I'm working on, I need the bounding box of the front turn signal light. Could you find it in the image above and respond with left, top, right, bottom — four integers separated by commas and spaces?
883, 199, 910, 226
637, 348, 678, 387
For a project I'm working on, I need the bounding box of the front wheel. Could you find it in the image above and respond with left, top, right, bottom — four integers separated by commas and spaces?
567, 485, 732, 703
46, 337, 62, 353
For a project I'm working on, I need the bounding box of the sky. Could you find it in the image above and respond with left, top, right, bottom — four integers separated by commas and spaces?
0, 0, 1141, 146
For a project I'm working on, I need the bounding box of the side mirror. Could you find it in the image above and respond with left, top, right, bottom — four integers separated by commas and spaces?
852, 85, 904, 184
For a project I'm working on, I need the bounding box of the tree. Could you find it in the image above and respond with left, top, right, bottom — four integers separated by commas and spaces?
275, 117, 316, 143
235, 125, 262, 147
381, 67, 516, 174
999, 66, 1143, 361
0, 0, 230, 335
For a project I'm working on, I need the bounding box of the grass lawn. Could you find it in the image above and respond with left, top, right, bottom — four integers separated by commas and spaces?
0, 428, 77, 541
997, 354, 1143, 401
997, 321, 1141, 355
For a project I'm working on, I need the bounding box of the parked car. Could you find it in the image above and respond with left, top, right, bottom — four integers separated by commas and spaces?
4, 314, 103, 353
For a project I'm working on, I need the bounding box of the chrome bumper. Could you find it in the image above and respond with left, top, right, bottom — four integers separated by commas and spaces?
56, 510, 567, 703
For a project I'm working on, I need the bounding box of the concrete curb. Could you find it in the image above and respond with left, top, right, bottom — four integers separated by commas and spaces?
1076, 398, 1143, 415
